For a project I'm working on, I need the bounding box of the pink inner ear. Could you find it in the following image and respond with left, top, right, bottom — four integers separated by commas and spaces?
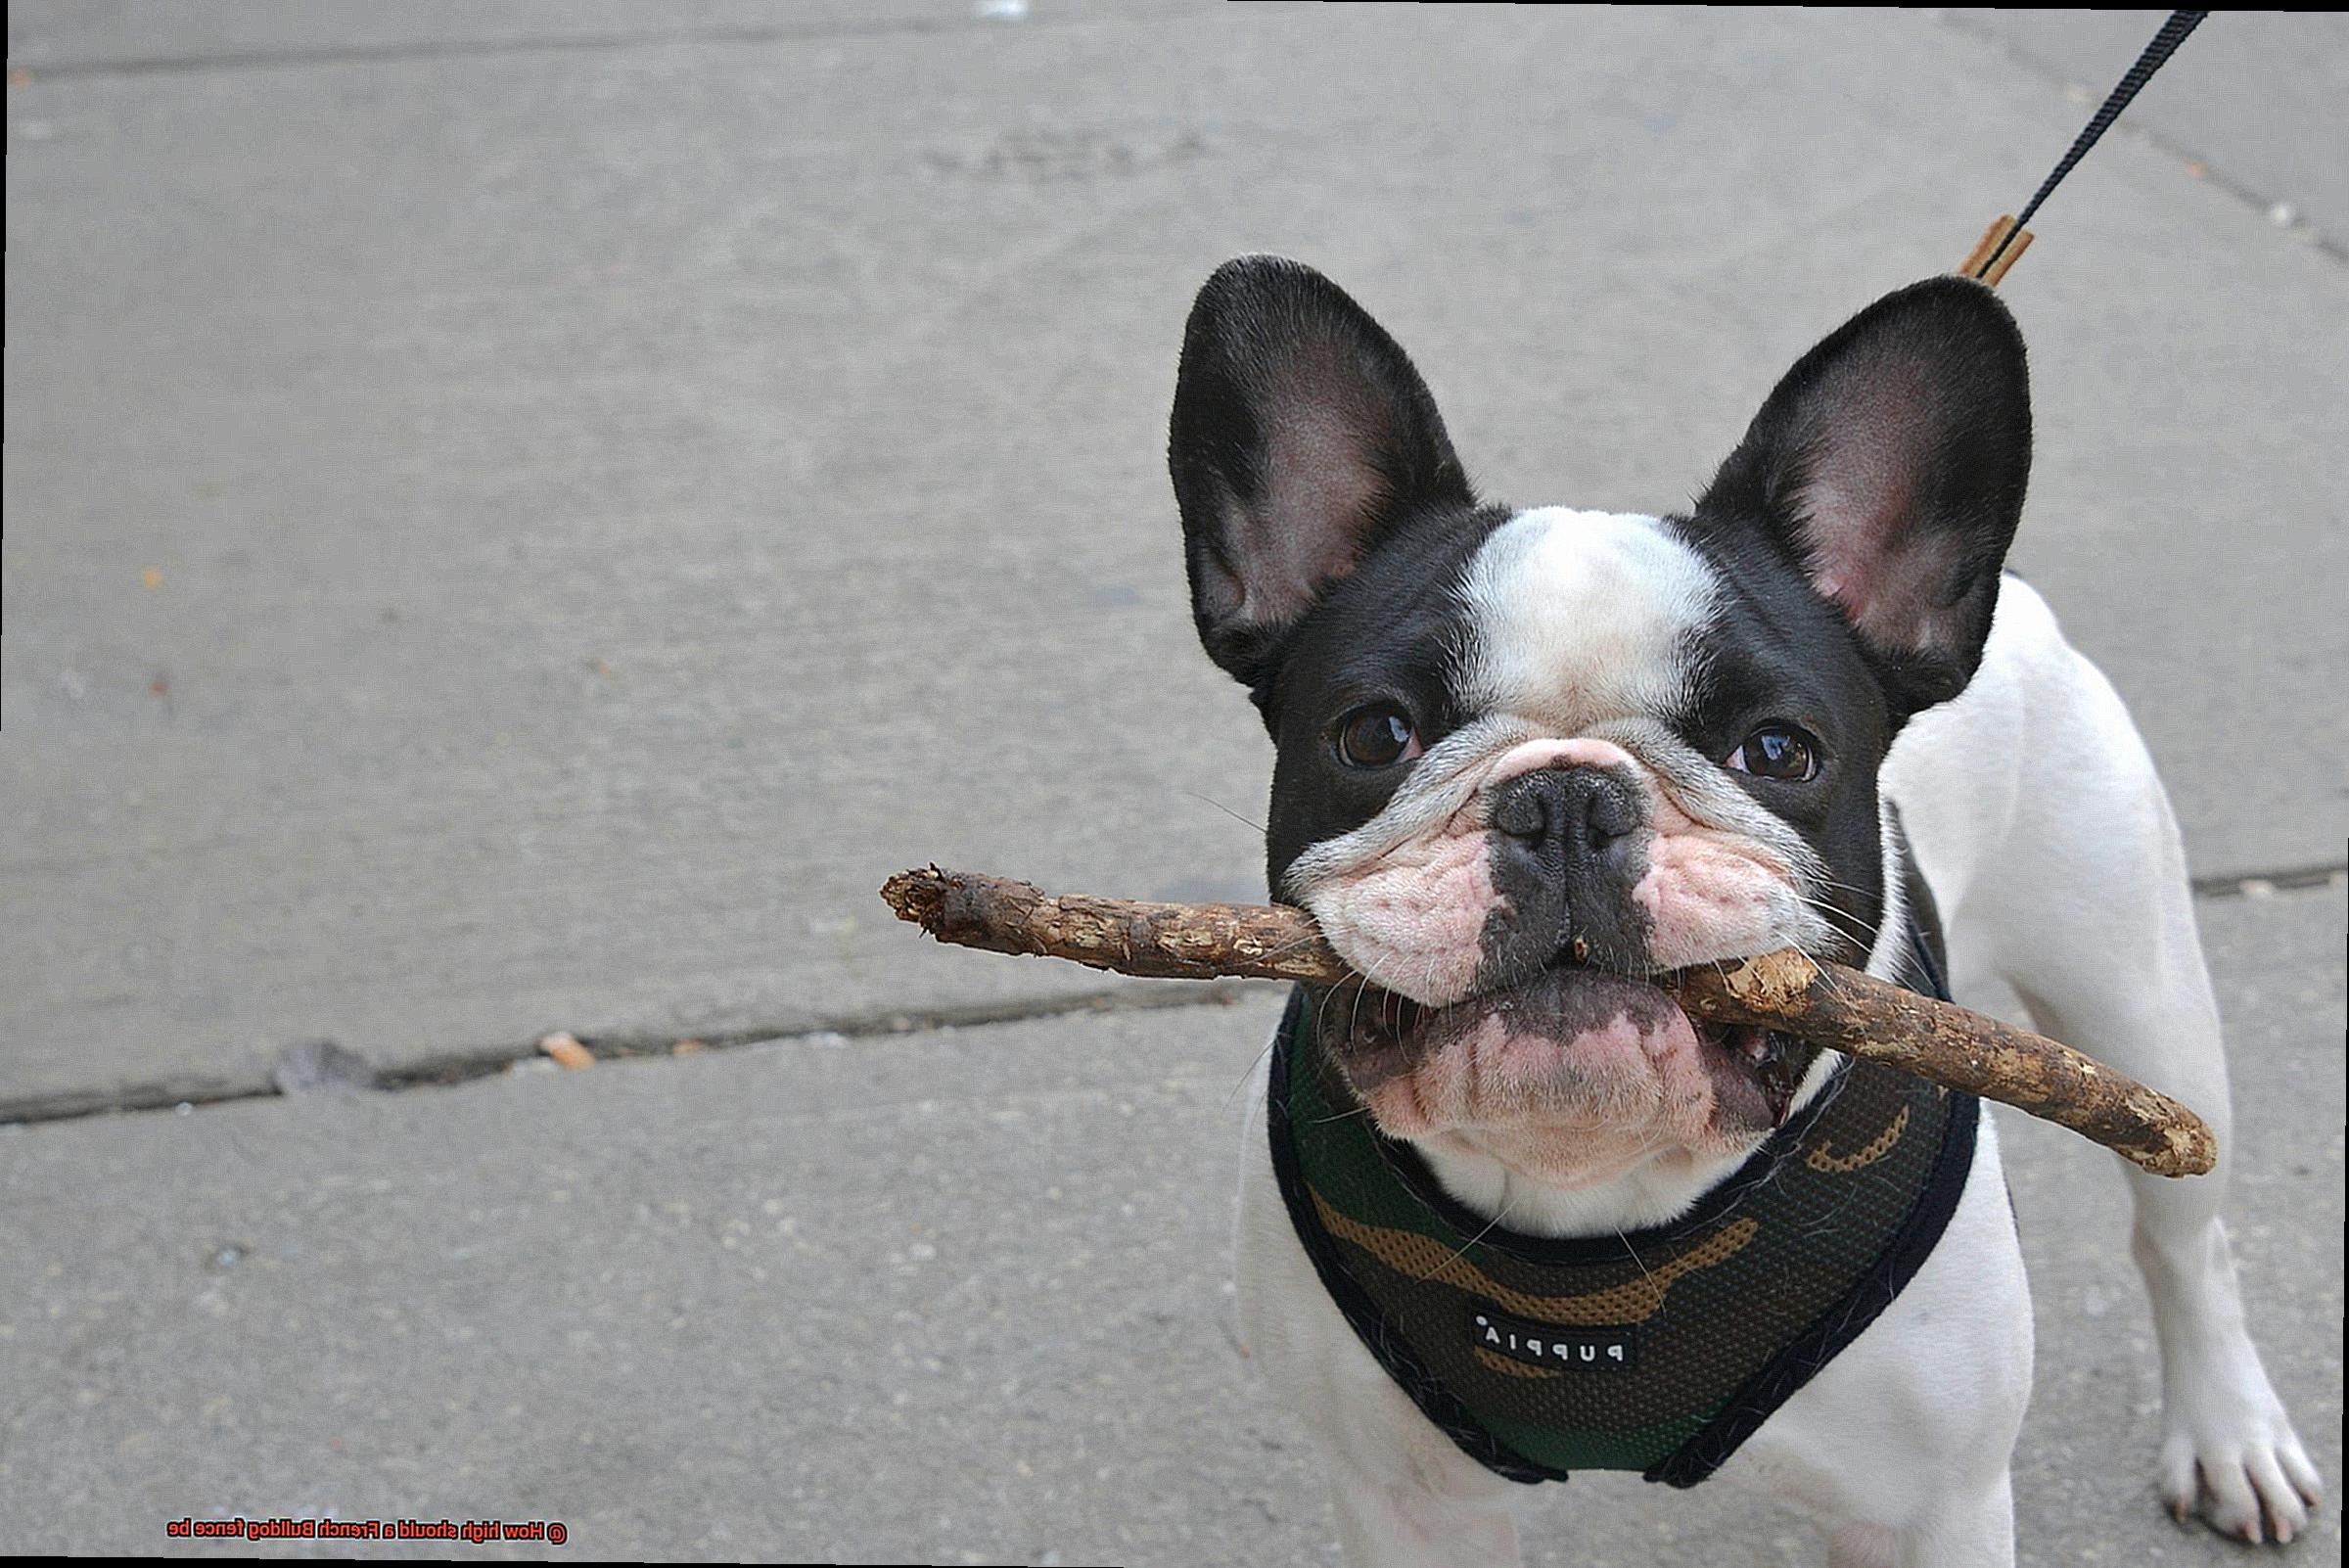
1794, 362, 1964, 652
1241, 398, 1382, 624
1224, 339, 1410, 629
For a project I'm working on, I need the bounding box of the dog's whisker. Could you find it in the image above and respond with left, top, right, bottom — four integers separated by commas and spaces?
1414, 1188, 1520, 1285
1790, 896, 1873, 945
1222, 1033, 1279, 1116
1181, 790, 1267, 836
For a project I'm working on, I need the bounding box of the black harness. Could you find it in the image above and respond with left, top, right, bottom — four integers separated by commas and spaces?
1267, 927, 1977, 1488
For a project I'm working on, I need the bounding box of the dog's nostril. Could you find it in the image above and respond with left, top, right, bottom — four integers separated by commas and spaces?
1587, 787, 1639, 842
1494, 789, 1548, 840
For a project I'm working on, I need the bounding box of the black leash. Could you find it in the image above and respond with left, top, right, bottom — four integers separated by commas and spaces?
1964, 10, 2207, 286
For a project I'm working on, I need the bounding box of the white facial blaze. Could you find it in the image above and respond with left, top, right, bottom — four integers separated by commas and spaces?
1453, 508, 1830, 956
1456, 509, 1719, 729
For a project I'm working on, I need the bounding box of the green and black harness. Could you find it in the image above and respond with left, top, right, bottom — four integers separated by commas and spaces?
1267, 927, 1978, 1488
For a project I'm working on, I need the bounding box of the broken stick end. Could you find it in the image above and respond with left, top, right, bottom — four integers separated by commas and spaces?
2141, 1121, 2220, 1179
880, 865, 950, 930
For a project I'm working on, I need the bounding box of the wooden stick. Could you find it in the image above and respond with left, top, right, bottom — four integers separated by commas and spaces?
1668, 948, 2213, 1178
880, 866, 2216, 1178
881, 865, 1348, 984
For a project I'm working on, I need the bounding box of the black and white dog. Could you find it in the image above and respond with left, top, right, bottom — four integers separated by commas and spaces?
1168, 256, 2321, 1565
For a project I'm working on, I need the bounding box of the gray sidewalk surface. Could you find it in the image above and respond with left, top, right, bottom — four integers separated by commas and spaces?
3, 4, 2342, 1561
3, 887, 2340, 1562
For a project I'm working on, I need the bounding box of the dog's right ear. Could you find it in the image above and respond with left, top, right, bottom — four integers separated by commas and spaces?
1694, 277, 2032, 716
1169, 256, 1471, 697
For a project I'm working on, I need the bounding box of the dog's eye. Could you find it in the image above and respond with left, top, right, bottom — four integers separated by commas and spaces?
1335, 705, 1422, 769
1727, 725, 1819, 781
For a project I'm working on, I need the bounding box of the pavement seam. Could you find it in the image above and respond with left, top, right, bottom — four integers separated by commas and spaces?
2189, 861, 2349, 900
5, 865, 2337, 1130
0, 977, 1280, 1129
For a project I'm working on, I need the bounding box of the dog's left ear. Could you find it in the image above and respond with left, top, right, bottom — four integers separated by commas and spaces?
1169, 255, 1472, 700
1696, 277, 2031, 714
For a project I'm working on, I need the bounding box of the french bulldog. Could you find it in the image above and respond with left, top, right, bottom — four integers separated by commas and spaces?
1167, 255, 2322, 1565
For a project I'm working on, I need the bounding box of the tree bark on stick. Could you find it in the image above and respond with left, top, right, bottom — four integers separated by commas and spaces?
879, 865, 2217, 1178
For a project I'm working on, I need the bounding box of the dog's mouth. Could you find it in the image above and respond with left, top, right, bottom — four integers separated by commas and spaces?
1697, 1019, 1818, 1131
1313, 961, 1819, 1142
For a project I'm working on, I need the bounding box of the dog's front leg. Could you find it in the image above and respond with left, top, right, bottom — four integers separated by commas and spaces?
1897, 581, 2324, 1544
1824, 1474, 2017, 1568
1325, 1463, 1523, 1568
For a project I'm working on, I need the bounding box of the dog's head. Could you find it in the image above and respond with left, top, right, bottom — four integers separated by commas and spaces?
1170, 256, 2029, 1187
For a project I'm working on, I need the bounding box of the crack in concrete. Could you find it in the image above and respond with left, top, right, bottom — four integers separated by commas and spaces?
6, 864, 2337, 1130
0, 978, 1275, 1128
2191, 862, 2349, 899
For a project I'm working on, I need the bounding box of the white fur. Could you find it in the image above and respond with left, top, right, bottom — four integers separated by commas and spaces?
1233, 576, 2323, 1562
1456, 508, 1719, 729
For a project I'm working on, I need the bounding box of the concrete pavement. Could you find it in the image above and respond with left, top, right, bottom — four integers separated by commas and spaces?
1952, 10, 2349, 249
2, 884, 2339, 1562
6, 3, 2344, 1107
4, 5, 2342, 1561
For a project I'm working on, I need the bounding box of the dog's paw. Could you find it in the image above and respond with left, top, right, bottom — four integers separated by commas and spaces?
2157, 1369, 2325, 1545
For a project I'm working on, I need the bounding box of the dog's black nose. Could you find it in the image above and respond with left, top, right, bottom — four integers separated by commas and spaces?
1480, 763, 1651, 981
1491, 764, 1643, 863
